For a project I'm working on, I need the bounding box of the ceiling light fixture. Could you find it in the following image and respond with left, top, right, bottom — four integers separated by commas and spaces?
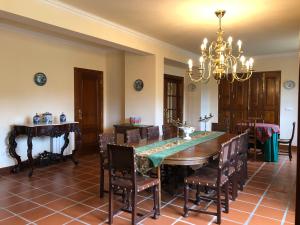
187, 10, 254, 83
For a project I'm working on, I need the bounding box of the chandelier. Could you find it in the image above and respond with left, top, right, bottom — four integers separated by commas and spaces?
187, 10, 254, 83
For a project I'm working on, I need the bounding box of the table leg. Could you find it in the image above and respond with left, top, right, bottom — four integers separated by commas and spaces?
60, 132, 70, 161
9, 130, 22, 173
27, 135, 34, 177
157, 166, 161, 214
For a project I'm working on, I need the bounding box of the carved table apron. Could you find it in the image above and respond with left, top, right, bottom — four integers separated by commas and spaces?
9, 122, 81, 177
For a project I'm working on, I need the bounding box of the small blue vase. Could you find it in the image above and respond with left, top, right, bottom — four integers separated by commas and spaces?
60, 112, 66, 123
33, 113, 40, 125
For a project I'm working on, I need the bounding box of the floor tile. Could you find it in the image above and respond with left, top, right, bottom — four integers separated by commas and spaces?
20, 206, 54, 222
255, 205, 285, 221
35, 213, 72, 225
0, 216, 28, 225
249, 214, 281, 225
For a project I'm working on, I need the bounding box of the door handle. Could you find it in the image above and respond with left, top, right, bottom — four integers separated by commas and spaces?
78, 109, 83, 120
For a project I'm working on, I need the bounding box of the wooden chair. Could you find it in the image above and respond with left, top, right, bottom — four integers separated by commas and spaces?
126, 129, 141, 144
228, 136, 240, 201
162, 124, 178, 140
279, 122, 295, 161
245, 119, 259, 160
99, 133, 115, 198
147, 126, 160, 141
237, 130, 249, 190
183, 140, 231, 224
107, 144, 160, 225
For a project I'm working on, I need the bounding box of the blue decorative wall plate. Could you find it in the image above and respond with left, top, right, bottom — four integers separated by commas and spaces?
134, 79, 144, 91
34, 72, 47, 86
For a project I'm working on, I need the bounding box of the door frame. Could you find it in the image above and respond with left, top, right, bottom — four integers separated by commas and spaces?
163, 74, 184, 124
74, 67, 104, 153
296, 63, 300, 224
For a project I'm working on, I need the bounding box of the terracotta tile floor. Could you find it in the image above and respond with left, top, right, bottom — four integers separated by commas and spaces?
0, 152, 296, 225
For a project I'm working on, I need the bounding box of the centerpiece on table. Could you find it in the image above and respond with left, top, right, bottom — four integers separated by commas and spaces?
179, 122, 195, 140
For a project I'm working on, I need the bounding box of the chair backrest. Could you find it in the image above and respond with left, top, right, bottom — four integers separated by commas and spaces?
238, 130, 249, 154
126, 129, 141, 144
217, 139, 232, 184
290, 122, 296, 142
229, 136, 239, 161
147, 126, 160, 141
107, 144, 136, 181
229, 136, 240, 170
99, 133, 115, 160
162, 124, 177, 140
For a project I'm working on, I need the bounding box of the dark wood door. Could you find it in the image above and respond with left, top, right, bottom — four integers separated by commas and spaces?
74, 68, 103, 155
218, 71, 281, 131
248, 72, 264, 118
164, 74, 184, 124
263, 71, 281, 124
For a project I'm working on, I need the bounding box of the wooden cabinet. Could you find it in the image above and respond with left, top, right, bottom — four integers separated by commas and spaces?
218, 71, 281, 132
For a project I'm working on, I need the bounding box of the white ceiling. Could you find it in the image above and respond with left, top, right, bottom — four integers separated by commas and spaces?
59, 0, 300, 56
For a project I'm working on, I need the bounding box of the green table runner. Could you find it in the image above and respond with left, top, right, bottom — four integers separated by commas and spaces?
135, 131, 224, 172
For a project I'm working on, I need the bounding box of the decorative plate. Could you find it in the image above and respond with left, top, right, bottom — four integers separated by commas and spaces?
134, 79, 144, 91
187, 83, 197, 92
283, 80, 295, 89
34, 72, 47, 86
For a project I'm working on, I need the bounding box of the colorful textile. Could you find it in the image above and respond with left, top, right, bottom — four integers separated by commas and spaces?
135, 131, 225, 173
255, 123, 280, 143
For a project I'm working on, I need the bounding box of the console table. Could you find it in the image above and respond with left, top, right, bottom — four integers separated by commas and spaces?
114, 124, 153, 143
9, 122, 81, 177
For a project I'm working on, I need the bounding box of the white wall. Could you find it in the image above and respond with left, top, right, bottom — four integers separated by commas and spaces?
124, 53, 157, 125
164, 64, 202, 129
0, 22, 125, 168
201, 52, 299, 146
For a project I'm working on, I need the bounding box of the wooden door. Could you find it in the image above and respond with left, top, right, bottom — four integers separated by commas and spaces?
164, 74, 184, 124
263, 71, 281, 124
248, 72, 264, 118
218, 70, 281, 131
74, 68, 103, 155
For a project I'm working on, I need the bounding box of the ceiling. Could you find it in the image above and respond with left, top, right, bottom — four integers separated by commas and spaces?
59, 0, 300, 56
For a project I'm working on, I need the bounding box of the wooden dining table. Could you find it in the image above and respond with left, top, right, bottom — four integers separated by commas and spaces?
132, 132, 236, 209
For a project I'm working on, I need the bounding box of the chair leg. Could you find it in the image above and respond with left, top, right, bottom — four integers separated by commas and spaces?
288, 143, 292, 161
232, 173, 238, 201
108, 186, 113, 225
100, 167, 105, 198
254, 142, 257, 161
183, 184, 189, 217
131, 191, 137, 225
153, 185, 159, 219
195, 185, 201, 205
216, 186, 221, 224
224, 182, 229, 213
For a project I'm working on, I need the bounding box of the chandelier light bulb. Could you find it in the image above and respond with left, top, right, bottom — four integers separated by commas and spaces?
249, 57, 254, 67
237, 40, 242, 51
228, 36, 233, 45
240, 55, 245, 64
201, 44, 205, 51
203, 38, 208, 46
245, 60, 250, 70
199, 56, 204, 63
188, 59, 193, 70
